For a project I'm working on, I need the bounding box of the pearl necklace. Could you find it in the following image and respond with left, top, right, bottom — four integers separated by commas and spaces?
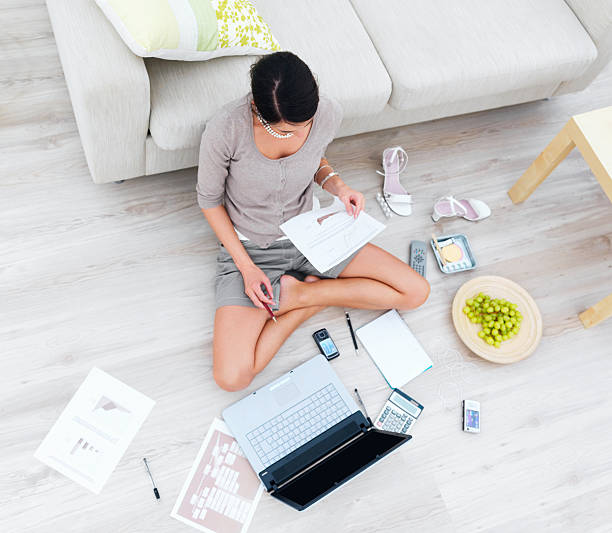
255, 110, 293, 139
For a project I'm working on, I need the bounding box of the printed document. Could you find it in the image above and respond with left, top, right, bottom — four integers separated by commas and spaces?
171, 418, 264, 533
34, 367, 155, 493
280, 197, 386, 272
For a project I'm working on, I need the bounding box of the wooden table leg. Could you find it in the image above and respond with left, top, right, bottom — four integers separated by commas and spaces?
508, 121, 576, 204
579, 293, 612, 328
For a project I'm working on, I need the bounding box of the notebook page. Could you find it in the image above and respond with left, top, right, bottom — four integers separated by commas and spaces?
356, 310, 433, 389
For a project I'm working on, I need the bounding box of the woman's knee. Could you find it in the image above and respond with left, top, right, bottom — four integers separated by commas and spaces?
397, 278, 430, 310
213, 361, 254, 392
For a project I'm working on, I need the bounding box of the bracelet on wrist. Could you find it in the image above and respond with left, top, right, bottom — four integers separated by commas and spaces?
319, 171, 339, 189
315, 164, 332, 181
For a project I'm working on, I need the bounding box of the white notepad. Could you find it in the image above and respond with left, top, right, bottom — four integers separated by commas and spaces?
356, 310, 433, 389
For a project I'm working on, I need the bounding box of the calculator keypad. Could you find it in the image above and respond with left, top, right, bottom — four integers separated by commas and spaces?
375, 401, 419, 434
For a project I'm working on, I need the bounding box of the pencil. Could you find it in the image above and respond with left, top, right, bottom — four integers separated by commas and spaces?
260, 283, 277, 323
262, 301, 277, 323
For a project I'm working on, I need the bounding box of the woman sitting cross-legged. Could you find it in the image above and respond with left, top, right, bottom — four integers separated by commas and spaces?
198, 51, 430, 392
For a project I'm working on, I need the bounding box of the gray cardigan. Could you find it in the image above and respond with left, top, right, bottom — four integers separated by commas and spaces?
197, 93, 343, 248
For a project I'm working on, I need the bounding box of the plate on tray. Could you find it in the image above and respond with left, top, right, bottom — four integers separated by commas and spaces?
452, 276, 542, 364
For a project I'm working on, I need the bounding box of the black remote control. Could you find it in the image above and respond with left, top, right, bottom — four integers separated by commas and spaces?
410, 240, 427, 277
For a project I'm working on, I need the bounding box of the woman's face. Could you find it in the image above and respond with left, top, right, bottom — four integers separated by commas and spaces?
270, 118, 314, 139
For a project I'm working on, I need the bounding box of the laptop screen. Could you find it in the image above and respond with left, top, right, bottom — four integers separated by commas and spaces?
273, 429, 410, 510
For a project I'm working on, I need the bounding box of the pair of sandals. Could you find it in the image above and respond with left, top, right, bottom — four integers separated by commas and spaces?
378, 146, 491, 222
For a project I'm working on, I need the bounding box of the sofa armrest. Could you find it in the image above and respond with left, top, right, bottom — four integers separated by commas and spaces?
46, 0, 150, 183
556, 0, 612, 95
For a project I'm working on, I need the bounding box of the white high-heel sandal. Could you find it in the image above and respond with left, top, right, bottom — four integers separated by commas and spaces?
431, 196, 491, 222
376, 146, 413, 216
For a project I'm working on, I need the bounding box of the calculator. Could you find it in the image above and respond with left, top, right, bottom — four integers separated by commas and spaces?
374, 389, 424, 434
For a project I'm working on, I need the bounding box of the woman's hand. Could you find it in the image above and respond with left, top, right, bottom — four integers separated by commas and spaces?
336, 185, 365, 218
240, 263, 275, 309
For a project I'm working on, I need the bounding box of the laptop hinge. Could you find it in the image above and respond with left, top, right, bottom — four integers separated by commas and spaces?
270, 430, 365, 493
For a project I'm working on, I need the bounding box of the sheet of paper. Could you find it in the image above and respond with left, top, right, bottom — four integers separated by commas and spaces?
34, 367, 155, 494
171, 418, 264, 533
280, 197, 386, 272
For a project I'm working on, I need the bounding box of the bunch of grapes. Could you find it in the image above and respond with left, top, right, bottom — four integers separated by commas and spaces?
462, 293, 522, 348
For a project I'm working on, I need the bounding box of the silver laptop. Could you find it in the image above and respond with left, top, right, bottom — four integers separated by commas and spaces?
223, 354, 411, 510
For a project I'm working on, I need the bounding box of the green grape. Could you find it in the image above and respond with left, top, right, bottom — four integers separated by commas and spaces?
486, 337, 494, 345
470, 317, 478, 323
501, 307, 508, 314
494, 305, 500, 312
466, 299, 474, 306
476, 297, 483, 303
494, 341, 501, 348
492, 328, 499, 336
495, 334, 502, 341
487, 306, 494, 313
478, 331, 485, 338
463, 306, 470, 314
483, 327, 490, 334
502, 334, 508, 341
513, 327, 519, 334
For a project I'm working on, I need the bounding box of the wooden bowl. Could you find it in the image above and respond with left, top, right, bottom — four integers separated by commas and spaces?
451, 276, 542, 364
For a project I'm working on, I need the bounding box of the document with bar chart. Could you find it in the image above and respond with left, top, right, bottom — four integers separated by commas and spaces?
34, 367, 155, 493
171, 418, 263, 533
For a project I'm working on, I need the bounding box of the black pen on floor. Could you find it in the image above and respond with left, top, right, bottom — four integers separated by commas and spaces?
354, 388, 372, 426
143, 458, 160, 500
345, 311, 359, 356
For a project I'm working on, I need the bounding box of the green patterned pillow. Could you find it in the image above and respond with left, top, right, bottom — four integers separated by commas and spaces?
96, 0, 281, 61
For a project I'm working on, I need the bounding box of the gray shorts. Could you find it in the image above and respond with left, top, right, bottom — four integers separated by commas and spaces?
215, 240, 359, 310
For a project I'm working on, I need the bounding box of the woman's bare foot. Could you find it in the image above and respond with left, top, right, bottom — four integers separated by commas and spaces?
277, 274, 320, 315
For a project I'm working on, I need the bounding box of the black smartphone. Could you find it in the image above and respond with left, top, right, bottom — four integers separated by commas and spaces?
312, 328, 340, 360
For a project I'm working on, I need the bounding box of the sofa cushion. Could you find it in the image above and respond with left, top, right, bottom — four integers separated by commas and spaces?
147, 0, 390, 151
95, 0, 280, 61
350, 0, 597, 111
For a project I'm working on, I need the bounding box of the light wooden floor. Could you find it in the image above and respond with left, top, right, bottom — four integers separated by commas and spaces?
2, 4, 612, 532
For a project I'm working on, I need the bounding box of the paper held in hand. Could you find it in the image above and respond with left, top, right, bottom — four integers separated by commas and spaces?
280, 198, 386, 273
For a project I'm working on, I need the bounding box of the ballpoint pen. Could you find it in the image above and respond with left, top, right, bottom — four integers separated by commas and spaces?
143, 457, 160, 500
345, 311, 359, 356
354, 388, 372, 425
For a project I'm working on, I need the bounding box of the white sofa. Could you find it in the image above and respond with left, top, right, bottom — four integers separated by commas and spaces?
46, 0, 612, 184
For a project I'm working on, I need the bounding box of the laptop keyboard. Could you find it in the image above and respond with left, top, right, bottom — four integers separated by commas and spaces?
247, 383, 351, 466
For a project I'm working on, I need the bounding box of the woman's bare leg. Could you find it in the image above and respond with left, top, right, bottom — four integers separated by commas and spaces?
278, 243, 430, 312
213, 277, 323, 391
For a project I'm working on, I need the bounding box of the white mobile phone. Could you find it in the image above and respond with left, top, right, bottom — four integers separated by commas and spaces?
462, 400, 480, 433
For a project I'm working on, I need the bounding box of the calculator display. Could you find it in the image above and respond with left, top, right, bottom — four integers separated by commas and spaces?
391, 392, 421, 418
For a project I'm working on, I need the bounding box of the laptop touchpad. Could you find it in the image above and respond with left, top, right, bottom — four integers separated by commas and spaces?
272, 380, 300, 406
